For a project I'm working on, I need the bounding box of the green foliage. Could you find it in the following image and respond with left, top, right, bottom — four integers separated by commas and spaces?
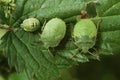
0, 28, 8, 44
0, 0, 16, 18
8, 71, 29, 80
0, 0, 120, 80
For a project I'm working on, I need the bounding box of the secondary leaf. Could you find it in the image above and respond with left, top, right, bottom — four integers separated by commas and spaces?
95, 0, 120, 16
93, 15, 120, 55
8, 71, 29, 80
0, 30, 58, 80
12, 0, 87, 27
0, 28, 8, 44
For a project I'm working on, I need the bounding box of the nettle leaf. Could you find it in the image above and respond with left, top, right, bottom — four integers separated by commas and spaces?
0, 0, 120, 80
0, 6, 7, 23
12, 0, 87, 27
8, 71, 29, 80
92, 0, 120, 55
95, 0, 120, 16
0, 28, 8, 44
0, 30, 58, 80
0, 0, 87, 80
94, 15, 120, 55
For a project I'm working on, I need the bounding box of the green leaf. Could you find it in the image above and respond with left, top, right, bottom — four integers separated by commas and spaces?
8, 71, 29, 80
55, 41, 89, 65
93, 15, 120, 55
0, 30, 58, 80
95, 0, 120, 16
0, 75, 5, 80
11, 0, 87, 27
0, 28, 8, 44
0, 6, 6, 23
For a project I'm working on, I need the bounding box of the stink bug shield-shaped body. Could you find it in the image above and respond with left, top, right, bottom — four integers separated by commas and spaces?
41, 18, 66, 48
73, 19, 97, 53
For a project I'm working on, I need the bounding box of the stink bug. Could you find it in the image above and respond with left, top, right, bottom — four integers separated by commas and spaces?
41, 18, 66, 48
21, 18, 40, 32
73, 19, 100, 59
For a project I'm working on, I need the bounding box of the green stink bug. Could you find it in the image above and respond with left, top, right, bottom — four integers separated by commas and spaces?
21, 18, 40, 32
73, 19, 98, 56
41, 18, 66, 48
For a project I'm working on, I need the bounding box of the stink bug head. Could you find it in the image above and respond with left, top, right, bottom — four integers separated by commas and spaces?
74, 35, 96, 53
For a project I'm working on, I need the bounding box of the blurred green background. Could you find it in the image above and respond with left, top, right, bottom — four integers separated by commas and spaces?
57, 54, 120, 80
0, 54, 120, 80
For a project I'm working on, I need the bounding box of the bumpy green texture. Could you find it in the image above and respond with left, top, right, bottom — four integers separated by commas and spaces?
0, 0, 15, 18
41, 18, 66, 48
73, 19, 97, 53
21, 18, 40, 32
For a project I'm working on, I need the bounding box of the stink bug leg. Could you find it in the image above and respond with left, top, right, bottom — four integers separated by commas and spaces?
48, 48, 55, 57
93, 48, 100, 60
96, 19, 102, 31
88, 49, 100, 60
41, 19, 47, 31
